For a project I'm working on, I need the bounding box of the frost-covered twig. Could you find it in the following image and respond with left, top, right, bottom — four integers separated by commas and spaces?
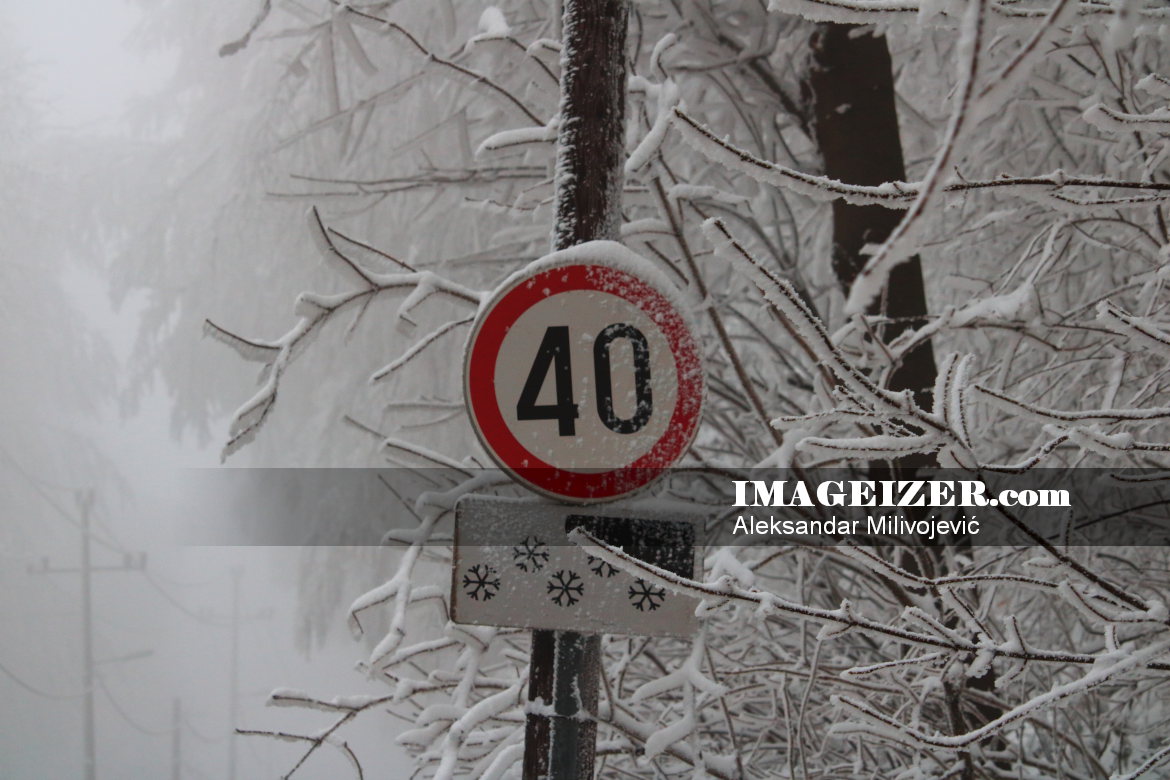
767, 0, 1170, 24
703, 217, 976, 466
1114, 743, 1170, 780
844, 0, 986, 315
369, 316, 474, 383
207, 211, 482, 459
333, 3, 544, 125
569, 529, 1169, 669
651, 178, 784, 451
674, 106, 1170, 209
834, 636, 1170, 749
975, 384, 1170, 425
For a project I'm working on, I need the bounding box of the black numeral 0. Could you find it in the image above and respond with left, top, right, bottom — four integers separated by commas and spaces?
594, 324, 653, 434
515, 324, 654, 437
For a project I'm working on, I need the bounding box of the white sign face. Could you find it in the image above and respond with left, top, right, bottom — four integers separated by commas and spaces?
465, 246, 704, 502
494, 291, 679, 470
451, 496, 701, 637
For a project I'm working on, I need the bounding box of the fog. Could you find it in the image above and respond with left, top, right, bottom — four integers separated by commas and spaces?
1, 3, 406, 777
7, 2, 1170, 778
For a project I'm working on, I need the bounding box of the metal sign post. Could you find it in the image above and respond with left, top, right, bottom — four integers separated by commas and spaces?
451, 497, 704, 778
457, 2, 705, 777
526, 4, 627, 774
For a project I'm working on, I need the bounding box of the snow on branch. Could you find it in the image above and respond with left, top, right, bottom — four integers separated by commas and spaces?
626, 79, 681, 173
1137, 72, 1170, 99
202, 319, 280, 363
702, 217, 972, 465
475, 117, 558, 158
464, 26, 559, 88
834, 636, 1170, 749
568, 529, 1170, 670
797, 433, 941, 460
1114, 744, 1170, 780
369, 316, 474, 383
1097, 301, 1170, 354
1084, 103, 1170, 132
844, 0, 987, 316
208, 214, 482, 460
334, 2, 544, 126
674, 107, 1170, 217
672, 107, 917, 206
974, 384, 1170, 425
767, 0, 1170, 24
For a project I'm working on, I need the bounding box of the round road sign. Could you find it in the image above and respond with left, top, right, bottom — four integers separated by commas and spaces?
465, 242, 704, 502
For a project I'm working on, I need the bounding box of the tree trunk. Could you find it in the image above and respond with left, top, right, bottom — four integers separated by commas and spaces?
806, 28, 1002, 776
806, 24, 937, 427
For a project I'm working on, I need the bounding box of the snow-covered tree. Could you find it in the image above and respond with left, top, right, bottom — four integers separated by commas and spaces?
115, 1, 1170, 777
0, 26, 115, 548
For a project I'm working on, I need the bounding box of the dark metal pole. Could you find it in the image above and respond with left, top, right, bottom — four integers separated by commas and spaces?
523, 2, 630, 778
549, 0, 630, 252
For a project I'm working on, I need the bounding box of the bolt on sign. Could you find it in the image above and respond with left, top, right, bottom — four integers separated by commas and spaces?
452, 496, 702, 637
464, 242, 705, 503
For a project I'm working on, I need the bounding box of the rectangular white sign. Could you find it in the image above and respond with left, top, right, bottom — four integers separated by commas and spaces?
452, 496, 702, 637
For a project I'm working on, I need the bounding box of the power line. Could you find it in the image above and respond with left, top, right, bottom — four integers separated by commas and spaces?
29, 492, 146, 780
181, 711, 227, 745
7, 460, 124, 555
140, 569, 232, 627
0, 657, 82, 700
13, 449, 230, 628
149, 569, 218, 589
98, 676, 173, 738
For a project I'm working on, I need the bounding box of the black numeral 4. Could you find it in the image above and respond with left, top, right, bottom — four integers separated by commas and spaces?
516, 326, 580, 435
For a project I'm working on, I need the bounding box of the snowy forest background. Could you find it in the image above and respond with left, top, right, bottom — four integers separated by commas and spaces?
4, 0, 1170, 778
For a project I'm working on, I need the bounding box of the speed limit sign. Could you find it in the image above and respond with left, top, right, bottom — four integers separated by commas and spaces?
465, 242, 704, 501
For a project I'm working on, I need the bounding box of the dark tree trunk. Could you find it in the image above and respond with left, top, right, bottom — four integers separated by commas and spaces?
805, 27, 1003, 776
806, 24, 937, 423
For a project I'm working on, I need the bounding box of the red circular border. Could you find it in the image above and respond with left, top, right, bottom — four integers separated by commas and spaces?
466, 262, 703, 501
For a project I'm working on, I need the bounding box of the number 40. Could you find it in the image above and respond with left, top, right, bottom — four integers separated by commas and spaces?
516, 324, 653, 437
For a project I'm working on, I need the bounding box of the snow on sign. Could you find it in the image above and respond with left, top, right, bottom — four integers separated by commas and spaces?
465, 242, 704, 502
452, 496, 701, 637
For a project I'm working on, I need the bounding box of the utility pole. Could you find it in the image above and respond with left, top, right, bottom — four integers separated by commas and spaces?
170, 566, 269, 780
171, 698, 182, 780
522, 2, 630, 778
29, 489, 147, 780
223, 568, 272, 780
81, 492, 95, 780
228, 567, 240, 780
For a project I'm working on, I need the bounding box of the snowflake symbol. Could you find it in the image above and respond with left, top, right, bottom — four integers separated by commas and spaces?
512, 535, 549, 572
546, 570, 584, 607
628, 579, 666, 612
587, 555, 619, 578
462, 564, 500, 601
